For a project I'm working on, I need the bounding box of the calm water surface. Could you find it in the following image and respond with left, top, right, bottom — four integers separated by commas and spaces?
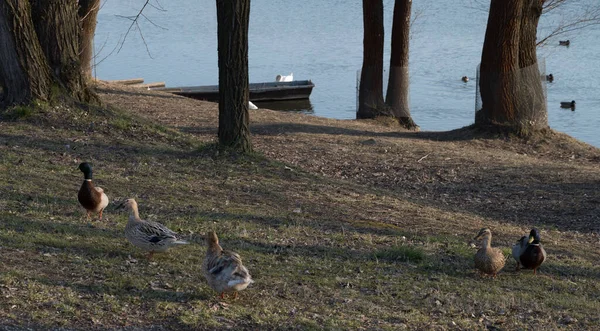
95, 0, 600, 147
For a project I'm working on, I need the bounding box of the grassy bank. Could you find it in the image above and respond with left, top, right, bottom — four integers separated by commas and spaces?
0, 85, 599, 330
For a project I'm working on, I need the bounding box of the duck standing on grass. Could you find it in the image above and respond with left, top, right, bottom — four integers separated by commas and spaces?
78, 162, 109, 221
203, 231, 253, 299
474, 228, 506, 278
519, 228, 547, 274
117, 198, 188, 259
511, 235, 530, 271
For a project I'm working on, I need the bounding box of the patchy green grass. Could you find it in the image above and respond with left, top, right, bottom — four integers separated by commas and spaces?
0, 99, 599, 330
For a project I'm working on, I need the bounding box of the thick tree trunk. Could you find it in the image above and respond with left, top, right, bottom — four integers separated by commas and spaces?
78, 0, 100, 80
31, 0, 92, 103
515, 0, 547, 130
385, 0, 417, 129
357, 0, 388, 119
477, 0, 548, 134
216, 0, 252, 152
0, 0, 52, 106
478, 0, 522, 127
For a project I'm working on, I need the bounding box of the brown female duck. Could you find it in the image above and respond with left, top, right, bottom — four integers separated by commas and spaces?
474, 228, 506, 278
203, 231, 253, 299
78, 162, 109, 221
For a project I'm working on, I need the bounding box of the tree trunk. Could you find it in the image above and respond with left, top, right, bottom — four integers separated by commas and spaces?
515, 0, 547, 130
78, 0, 100, 80
216, 0, 252, 152
31, 0, 92, 103
385, 0, 417, 129
477, 0, 548, 134
357, 0, 388, 119
0, 0, 52, 106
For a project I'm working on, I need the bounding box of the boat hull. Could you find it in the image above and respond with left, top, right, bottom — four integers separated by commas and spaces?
152, 80, 315, 102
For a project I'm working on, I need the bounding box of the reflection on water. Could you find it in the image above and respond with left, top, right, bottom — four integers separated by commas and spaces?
254, 99, 314, 114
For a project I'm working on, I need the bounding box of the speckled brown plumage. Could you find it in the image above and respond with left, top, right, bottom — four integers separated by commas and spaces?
119, 198, 188, 259
474, 228, 506, 278
202, 231, 253, 299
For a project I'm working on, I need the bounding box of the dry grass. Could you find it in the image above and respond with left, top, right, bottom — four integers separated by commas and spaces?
0, 83, 599, 330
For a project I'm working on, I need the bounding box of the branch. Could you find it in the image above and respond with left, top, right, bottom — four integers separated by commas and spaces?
114, 0, 168, 56
538, 5, 600, 46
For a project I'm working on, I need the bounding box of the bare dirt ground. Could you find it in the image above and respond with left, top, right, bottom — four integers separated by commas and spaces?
97, 82, 600, 236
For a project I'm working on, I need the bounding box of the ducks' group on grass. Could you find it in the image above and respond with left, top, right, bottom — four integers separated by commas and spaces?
473, 227, 547, 279
76, 161, 550, 302
76, 162, 253, 299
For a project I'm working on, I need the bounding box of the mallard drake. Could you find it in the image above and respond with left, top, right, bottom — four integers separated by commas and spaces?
203, 231, 253, 299
474, 228, 506, 278
117, 199, 188, 259
519, 228, 547, 274
511, 235, 530, 270
461, 76, 469, 82
78, 162, 109, 221
560, 100, 576, 110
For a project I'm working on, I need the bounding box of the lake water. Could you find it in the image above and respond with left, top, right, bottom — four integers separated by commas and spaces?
95, 0, 600, 147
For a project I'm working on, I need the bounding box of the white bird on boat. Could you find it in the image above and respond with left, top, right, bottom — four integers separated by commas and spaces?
275, 73, 293, 82
248, 101, 258, 110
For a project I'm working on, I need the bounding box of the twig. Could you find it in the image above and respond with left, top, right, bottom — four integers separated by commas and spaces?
117, 0, 151, 55
417, 154, 430, 163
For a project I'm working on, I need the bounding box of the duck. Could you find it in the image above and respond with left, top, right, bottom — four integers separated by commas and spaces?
78, 162, 109, 221
117, 198, 188, 259
203, 231, 253, 299
560, 100, 576, 110
519, 228, 547, 274
559, 40, 570, 46
546, 74, 554, 82
461, 76, 469, 82
511, 235, 530, 270
275, 73, 293, 82
473, 228, 506, 278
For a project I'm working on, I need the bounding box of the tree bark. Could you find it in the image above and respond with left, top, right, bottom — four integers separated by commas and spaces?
385, 0, 417, 129
31, 0, 91, 103
477, 0, 548, 134
216, 0, 252, 152
0, 0, 52, 106
516, 0, 547, 130
78, 0, 100, 80
357, 0, 388, 119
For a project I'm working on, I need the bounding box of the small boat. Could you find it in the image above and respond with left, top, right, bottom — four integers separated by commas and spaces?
560, 100, 576, 110
152, 80, 315, 102
559, 40, 570, 46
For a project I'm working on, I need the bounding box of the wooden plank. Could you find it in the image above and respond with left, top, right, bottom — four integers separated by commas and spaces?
103, 78, 145, 85
130, 82, 166, 89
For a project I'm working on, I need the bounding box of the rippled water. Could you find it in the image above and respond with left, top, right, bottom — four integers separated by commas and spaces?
95, 0, 600, 147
